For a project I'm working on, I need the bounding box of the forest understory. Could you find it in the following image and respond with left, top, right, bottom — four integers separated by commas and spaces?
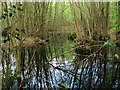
0, 1, 120, 90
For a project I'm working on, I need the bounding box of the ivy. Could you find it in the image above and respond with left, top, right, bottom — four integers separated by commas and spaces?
16, 28, 25, 33
11, 33, 21, 40
2, 27, 25, 43
0, 4, 23, 19
9, 12, 12, 17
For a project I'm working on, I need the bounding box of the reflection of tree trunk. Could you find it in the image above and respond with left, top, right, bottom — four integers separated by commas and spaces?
103, 48, 107, 83
20, 46, 25, 79
95, 59, 102, 86
118, 65, 120, 89
112, 63, 119, 88
72, 63, 79, 89
35, 43, 49, 88
78, 63, 84, 88
72, 55, 84, 89
42, 50, 49, 88
43, 61, 49, 88
28, 47, 33, 66
35, 46, 40, 88
18, 77, 22, 89
87, 60, 93, 90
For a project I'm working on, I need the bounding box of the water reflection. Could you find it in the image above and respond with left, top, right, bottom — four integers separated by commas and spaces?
1, 56, 120, 89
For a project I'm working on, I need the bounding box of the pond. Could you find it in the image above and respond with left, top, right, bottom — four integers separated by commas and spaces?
0, 54, 120, 90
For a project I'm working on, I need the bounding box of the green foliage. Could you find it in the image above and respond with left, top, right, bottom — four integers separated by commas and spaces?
9, 12, 12, 17
0, 8, 14, 19
11, 33, 20, 40
63, 40, 74, 61
97, 82, 112, 89
64, 3, 73, 24
3, 38, 11, 43
16, 28, 25, 33
2, 27, 25, 43
0, 3, 23, 20
17, 7, 23, 11
58, 82, 69, 88
104, 40, 116, 48
116, 24, 120, 30
12, 5, 16, 8
109, 3, 119, 32
11, 28, 25, 40
2, 26, 11, 37
16, 3, 23, 11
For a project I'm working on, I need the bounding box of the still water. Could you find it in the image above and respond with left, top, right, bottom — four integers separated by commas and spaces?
0, 54, 119, 89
